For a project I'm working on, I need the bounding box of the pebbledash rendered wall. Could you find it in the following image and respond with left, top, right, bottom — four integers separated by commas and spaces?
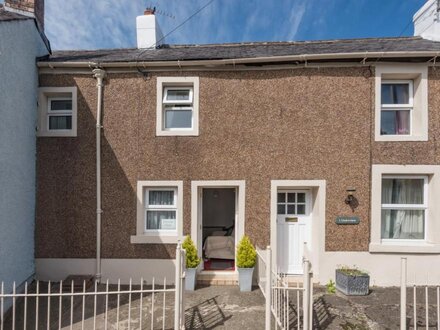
0, 19, 48, 299
35, 67, 440, 286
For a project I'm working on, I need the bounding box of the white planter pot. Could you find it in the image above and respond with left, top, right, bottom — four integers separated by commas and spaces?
185, 268, 197, 291
238, 267, 254, 292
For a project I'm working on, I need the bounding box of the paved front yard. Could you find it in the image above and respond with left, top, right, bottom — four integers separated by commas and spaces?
3, 282, 437, 329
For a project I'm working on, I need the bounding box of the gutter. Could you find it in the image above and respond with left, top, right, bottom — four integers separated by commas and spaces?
36, 51, 440, 69
92, 68, 106, 283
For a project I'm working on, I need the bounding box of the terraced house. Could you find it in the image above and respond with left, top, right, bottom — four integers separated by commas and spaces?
35, 0, 440, 287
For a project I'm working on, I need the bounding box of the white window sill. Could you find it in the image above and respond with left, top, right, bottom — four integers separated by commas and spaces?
130, 235, 180, 244
375, 135, 428, 142
369, 242, 440, 254
156, 130, 199, 137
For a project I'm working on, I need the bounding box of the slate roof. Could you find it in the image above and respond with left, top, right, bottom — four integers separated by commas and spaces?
41, 36, 440, 64
0, 4, 33, 21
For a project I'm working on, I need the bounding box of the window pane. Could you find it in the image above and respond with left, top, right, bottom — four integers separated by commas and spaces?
164, 110, 192, 129
49, 116, 72, 130
146, 211, 176, 230
381, 83, 410, 105
287, 193, 295, 203
297, 204, 306, 215
380, 110, 410, 135
297, 193, 306, 203
50, 99, 72, 111
382, 178, 424, 204
277, 193, 285, 203
381, 209, 424, 239
166, 89, 191, 101
287, 204, 295, 214
277, 204, 285, 215
148, 190, 174, 206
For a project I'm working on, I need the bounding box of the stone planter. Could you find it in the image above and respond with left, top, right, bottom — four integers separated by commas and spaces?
238, 267, 254, 292
185, 268, 197, 291
335, 269, 369, 296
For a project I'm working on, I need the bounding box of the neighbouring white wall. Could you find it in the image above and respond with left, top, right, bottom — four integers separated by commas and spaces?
0, 19, 48, 299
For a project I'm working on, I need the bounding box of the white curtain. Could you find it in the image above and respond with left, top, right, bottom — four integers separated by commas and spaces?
148, 190, 174, 205
147, 211, 176, 230
381, 179, 424, 239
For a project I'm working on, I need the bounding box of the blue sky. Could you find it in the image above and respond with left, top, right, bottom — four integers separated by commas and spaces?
39, 0, 427, 50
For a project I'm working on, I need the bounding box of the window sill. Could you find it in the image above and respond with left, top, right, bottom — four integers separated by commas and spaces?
156, 130, 199, 137
130, 235, 180, 244
375, 135, 428, 142
369, 242, 440, 254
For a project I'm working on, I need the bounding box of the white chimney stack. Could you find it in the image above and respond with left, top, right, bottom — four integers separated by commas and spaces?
136, 8, 165, 49
414, 0, 440, 41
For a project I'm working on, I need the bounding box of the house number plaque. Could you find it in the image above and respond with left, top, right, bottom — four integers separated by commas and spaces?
335, 216, 360, 225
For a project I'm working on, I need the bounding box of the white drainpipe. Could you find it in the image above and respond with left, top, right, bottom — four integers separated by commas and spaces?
93, 68, 106, 282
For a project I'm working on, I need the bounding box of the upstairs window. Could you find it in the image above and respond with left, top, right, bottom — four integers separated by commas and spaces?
380, 80, 413, 136
156, 77, 199, 136
48, 98, 73, 130
163, 87, 193, 130
38, 87, 77, 137
374, 65, 428, 142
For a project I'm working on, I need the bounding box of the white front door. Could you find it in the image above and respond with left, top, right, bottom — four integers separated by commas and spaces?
277, 190, 312, 274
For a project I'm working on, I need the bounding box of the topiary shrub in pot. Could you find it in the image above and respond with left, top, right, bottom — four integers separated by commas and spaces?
182, 236, 201, 291
236, 235, 257, 292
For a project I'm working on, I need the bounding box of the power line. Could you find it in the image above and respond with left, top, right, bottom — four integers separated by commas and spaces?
136, 0, 216, 62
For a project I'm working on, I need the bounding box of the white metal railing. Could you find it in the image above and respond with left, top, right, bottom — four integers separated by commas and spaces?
257, 245, 313, 330
0, 243, 186, 330
400, 257, 440, 330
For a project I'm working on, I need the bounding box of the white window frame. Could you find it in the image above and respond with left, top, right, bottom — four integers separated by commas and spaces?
38, 87, 77, 137
156, 77, 199, 136
374, 64, 428, 142
144, 187, 178, 235
131, 181, 183, 244
380, 175, 428, 244
380, 80, 413, 136
47, 97, 74, 132
370, 165, 440, 253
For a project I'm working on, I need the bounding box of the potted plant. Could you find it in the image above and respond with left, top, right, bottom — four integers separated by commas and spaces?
182, 236, 201, 291
335, 266, 369, 296
236, 235, 257, 292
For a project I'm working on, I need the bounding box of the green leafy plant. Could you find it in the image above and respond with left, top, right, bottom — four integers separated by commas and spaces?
182, 236, 201, 269
337, 265, 368, 276
326, 280, 336, 294
236, 235, 257, 268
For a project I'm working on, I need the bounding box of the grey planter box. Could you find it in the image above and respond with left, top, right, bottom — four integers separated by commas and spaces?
185, 268, 197, 291
335, 269, 369, 296
238, 268, 254, 292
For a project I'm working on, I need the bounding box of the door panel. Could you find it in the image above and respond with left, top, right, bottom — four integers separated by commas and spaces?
277, 190, 311, 274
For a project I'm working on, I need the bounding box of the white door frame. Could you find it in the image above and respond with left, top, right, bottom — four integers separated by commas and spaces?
270, 180, 326, 278
191, 180, 246, 273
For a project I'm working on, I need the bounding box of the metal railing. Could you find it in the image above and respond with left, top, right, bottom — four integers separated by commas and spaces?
0, 243, 186, 330
256, 245, 313, 330
400, 257, 440, 330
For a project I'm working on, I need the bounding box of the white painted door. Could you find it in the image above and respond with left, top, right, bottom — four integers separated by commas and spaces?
277, 190, 312, 274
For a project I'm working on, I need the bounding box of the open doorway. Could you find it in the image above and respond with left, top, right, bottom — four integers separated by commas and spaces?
201, 188, 236, 271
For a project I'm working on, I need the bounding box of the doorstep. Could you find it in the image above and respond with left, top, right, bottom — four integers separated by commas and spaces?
197, 271, 238, 286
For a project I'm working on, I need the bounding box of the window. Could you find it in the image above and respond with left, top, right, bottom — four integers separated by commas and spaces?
156, 77, 199, 136
48, 98, 73, 130
131, 181, 183, 244
375, 65, 428, 142
277, 191, 306, 215
38, 87, 77, 137
145, 188, 177, 232
370, 165, 440, 253
380, 81, 413, 136
381, 176, 427, 240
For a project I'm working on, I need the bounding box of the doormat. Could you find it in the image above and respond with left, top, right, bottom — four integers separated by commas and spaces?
204, 259, 235, 271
